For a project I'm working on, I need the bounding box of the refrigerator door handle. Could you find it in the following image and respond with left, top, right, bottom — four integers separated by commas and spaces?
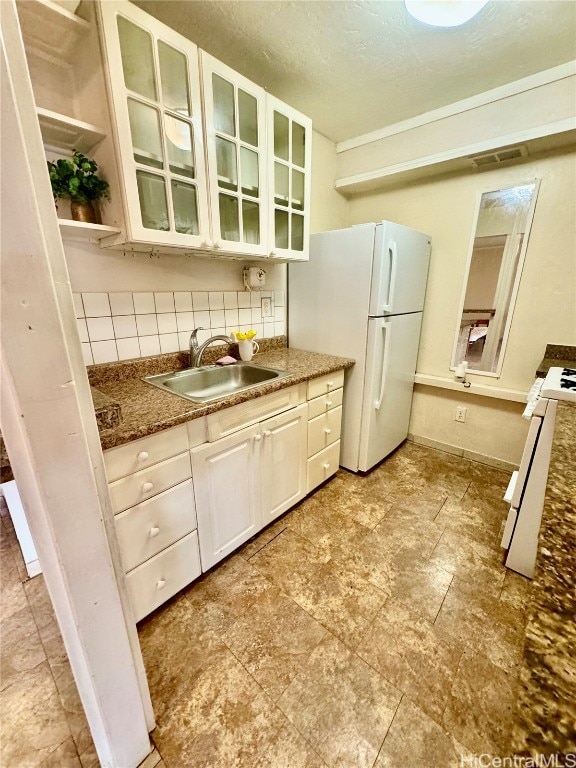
375, 320, 390, 410
382, 241, 398, 313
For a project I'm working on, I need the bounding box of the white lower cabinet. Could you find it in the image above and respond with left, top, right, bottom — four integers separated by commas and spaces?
192, 402, 308, 570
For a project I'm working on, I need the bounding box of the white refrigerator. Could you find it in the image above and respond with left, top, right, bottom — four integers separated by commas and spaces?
288, 222, 431, 472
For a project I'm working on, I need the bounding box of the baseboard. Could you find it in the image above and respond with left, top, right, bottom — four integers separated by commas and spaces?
407, 433, 519, 473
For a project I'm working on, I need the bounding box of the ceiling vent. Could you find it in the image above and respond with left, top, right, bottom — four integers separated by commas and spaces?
469, 145, 528, 169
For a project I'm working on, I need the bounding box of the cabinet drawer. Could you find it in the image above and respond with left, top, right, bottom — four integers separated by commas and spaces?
104, 424, 189, 482
206, 383, 306, 441
125, 531, 201, 623
307, 441, 340, 493
307, 370, 344, 400
307, 406, 342, 458
109, 452, 191, 514
115, 479, 197, 573
307, 387, 343, 420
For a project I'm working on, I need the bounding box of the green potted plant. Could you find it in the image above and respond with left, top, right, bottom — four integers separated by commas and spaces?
47, 150, 110, 224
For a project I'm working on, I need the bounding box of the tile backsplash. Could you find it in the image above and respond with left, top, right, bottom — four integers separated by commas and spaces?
74, 290, 286, 365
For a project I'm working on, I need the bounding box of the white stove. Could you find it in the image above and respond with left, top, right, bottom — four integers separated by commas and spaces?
541, 366, 576, 402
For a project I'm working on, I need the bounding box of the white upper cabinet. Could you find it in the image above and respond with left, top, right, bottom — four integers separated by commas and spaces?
201, 53, 268, 258
267, 96, 312, 262
98, 1, 211, 249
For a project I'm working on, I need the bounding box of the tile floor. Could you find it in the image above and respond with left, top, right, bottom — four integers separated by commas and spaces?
1, 441, 532, 767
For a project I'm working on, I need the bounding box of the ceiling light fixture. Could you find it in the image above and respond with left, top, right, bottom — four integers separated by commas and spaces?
405, 0, 489, 27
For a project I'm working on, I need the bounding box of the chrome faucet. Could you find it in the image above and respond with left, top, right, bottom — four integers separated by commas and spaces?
189, 327, 234, 367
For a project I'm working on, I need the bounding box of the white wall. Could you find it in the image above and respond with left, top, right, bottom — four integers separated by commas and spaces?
347, 149, 576, 464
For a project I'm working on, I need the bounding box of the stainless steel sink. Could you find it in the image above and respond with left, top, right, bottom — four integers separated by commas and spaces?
142, 362, 291, 403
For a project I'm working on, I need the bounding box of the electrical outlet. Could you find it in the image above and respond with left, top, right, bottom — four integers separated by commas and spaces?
455, 406, 467, 423
261, 297, 273, 318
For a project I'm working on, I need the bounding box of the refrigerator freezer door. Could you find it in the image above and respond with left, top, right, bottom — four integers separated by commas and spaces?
369, 222, 431, 317
358, 313, 422, 472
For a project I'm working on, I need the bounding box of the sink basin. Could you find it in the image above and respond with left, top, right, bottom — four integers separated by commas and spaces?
143, 362, 291, 404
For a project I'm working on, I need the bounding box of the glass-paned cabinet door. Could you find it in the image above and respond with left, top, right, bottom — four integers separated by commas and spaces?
98, 1, 210, 248
267, 95, 312, 262
201, 52, 267, 257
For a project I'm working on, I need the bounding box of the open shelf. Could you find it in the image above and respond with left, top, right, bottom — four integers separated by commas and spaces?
58, 220, 121, 242
37, 108, 106, 154
17, 0, 90, 64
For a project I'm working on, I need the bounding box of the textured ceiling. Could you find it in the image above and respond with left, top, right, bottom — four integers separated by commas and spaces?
135, 0, 576, 143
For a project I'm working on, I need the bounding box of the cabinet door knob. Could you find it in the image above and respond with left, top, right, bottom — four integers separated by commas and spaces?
326, 400, 332, 407
137, 451, 149, 462
327, 381, 333, 388
263, 430, 272, 437
253, 434, 262, 442
322, 463, 330, 471
149, 526, 160, 538
202, 238, 213, 249
269, 251, 277, 258
142, 481, 154, 493
214, 240, 223, 249
156, 578, 166, 590
324, 428, 332, 435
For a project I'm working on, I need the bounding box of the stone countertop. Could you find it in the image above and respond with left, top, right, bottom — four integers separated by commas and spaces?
513, 401, 576, 755
535, 344, 576, 378
93, 347, 354, 451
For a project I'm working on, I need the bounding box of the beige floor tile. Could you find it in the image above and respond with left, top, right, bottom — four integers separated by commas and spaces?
499, 570, 533, 614
435, 496, 504, 551
388, 559, 453, 622
238, 516, 291, 559
223, 587, 328, 701
443, 649, 518, 755
356, 598, 463, 723
40, 737, 82, 767
0, 602, 47, 693
278, 635, 402, 768
374, 697, 472, 768
386, 488, 448, 520
434, 578, 526, 673
328, 526, 398, 595
371, 506, 446, 563
429, 528, 506, 591
0, 660, 74, 768
184, 553, 275, 633
152, 648, 326, 768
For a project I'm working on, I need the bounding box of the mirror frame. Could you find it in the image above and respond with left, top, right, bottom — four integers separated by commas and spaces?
450, 178, 541, 378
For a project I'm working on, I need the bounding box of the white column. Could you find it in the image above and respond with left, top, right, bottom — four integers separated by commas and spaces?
1, 3, 154, 765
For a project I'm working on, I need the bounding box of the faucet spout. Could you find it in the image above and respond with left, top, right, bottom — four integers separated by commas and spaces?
189, 328, 234, 367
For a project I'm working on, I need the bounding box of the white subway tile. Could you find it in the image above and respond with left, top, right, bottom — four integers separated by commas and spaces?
263, 314, 274, 325
91, 340, 118, 364
81, 342, 93, 365
238, 308, 252, 325
196, 328, 211, 345
275, 321, 286, 336
139, 335, 161, 356
76, 318, 89, 343
251, 324, 263, 339
192, 292, 209, 311
176, 312, 195, 332
159, 333, 179, 353
136, 314, 158, 336
73, 293, 84, 318
116, 337, 141, 361
154, 292, 175, 313
251, 308, 262, 324
82, 293, 111, 317
109, 292, 134, 316
157, 312, 177, 334
174, 291, 193, 312
86, 316, 114, 342
210, 327, 226, 338
112, 315, 137, 339
224, 309, 238, 326
208, 292, 224, 310
250, 292, 262, 308
178, 331, 191, 351
275, 291, 285, 307
262, 324, 274, 339
209, 310, 225, 328
274, 304, 285, 321
133, 292, 155, 314
223, 291, 238, 309
194, 310, 210, 328
237, 291, 251, 308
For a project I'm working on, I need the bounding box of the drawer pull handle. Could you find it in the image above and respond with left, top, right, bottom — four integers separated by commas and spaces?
137, 451, 149, 462
325, 428, 332, 435
326, 381, 333, 389
149, 527, 160, 538
156, 578, 166, 590
326, 400, 332, 407
263, 430, 272, 437
323, 463, 330, 471
142, 482, 154, 493
254, 434, 262, 442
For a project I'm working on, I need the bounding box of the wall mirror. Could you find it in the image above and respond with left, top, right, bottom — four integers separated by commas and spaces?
452, 180, 540, 376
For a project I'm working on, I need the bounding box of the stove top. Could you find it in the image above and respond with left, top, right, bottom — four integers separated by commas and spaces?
541, 366, 576, 402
